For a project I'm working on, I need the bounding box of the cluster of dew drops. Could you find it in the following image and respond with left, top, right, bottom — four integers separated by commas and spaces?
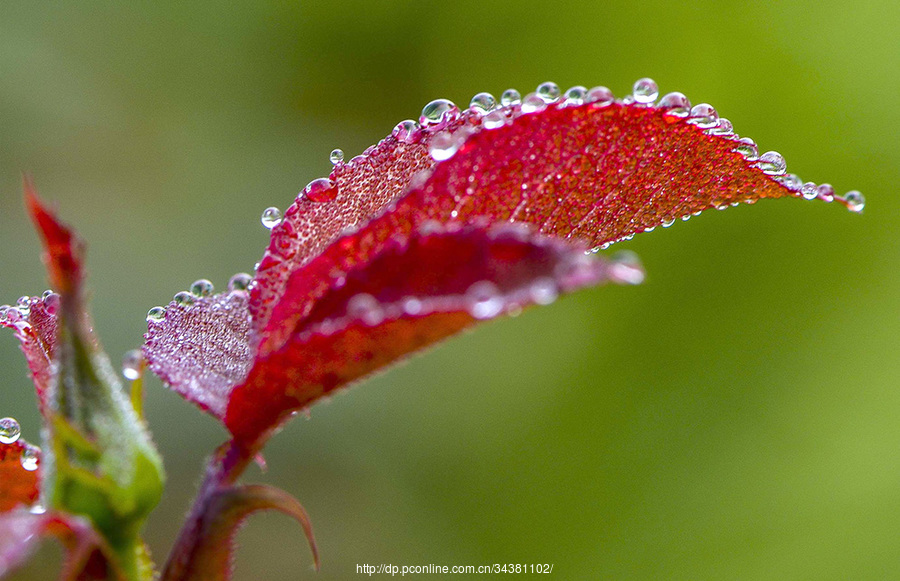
0, 290, 60, 333
258, 77, 864, 233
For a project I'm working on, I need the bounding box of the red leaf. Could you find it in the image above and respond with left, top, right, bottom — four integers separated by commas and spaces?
225, 223, 632, 442
24, 176, 84, 296
0, 510, 119, 580
143, 80, 860, 446
0, 435, 40, 513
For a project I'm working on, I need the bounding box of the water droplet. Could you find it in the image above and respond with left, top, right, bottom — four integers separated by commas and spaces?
420, 99, 459, 129
346, 293, 384, 326
42, 290, 53, 300
0, 306, 9, 323
500, 89, 521, 107
707, 117, 733, 136
228, 273, 253, 292
816, 183, 835, 202
536, 81, 561, 103
755, 151, 786, 175
42, 292, 60, 315
429, 132, 459, 161
563, 85, 587, 106
687, 103, 718, 128
585, 86, 614, 106
482, 109, 507, 130
520, 93, 547, 114
656, 92, 691, 117
529, 278, 559, 305
632, 78, 659, 104
469, 92, 496, 113
16, 297, 30, 315
329, 149, 344, 165
733, 137, 758, 161
261, 207, 283, 229
800, 182, 818, 200
174, 291, 195, 307
662, 218, 676, 228
843, 190, 865, 213
609, 251, 645, 285
303, 177, 338, 202
466, 281, 503, 319
779, 173, 802, 191
20, 445, 39, 471
190, 279, 214, 297
146, 306, 166, 323
122, 349, 143, 381
392, 120, 420, 144
0, 417, 21, 444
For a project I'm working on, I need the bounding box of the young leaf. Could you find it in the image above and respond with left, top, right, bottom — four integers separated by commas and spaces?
10, 183, 166, 579
143, 79, 861, 448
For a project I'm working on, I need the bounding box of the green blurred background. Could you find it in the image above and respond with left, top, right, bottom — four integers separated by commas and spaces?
1, 1, 896, 579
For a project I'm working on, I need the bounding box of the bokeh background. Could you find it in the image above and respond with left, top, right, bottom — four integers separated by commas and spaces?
1, 2, 896, 579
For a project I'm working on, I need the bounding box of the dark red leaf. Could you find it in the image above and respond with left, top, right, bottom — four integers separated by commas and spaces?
24, 176, 84, 296
144, 81, 860, 446
0, 510, 119, 580
226, 223, 632, 442
0, 436, 40, 513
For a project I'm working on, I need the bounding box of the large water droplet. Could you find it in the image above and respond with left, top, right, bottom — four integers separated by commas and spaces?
800, 182, 818, 200
520, 93, 547, 114
20, 445, 39, 471
174, 291, 195, 307
261, 207, 283, 229
42, 292, 60, 315
733, 137, 758, 161
228, 273, 253, 292
469, 92, 496, 113
420, 99, 459, 128
392, 120, 420, 144
563, 85, 587, 106
843, 190, 865, 213
146, 306, 166, 323
755, 151, 787, 175
708, 117, 733, 136
536, 81, 561, 103
632, 78, 659, 104
500, 88, 521, 107
816, 183, 835, 202
16, 297, 30, 315
482, 109, 507, 130
303, 177, 338, 202
0, 417, 21, 444
609, 251, 645, 285
466, 281, 503, 319
122, 349, 143, 381
656, 92, 691, 117
429, 132, 459, 161
687, 103, 718, 128
585, 86, 614, 106
190, 279, 214, 297
330, 149, 344, 165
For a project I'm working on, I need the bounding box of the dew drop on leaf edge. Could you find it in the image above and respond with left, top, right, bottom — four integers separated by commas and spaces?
261, 207, 283, 229
0, 417, 21, 444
